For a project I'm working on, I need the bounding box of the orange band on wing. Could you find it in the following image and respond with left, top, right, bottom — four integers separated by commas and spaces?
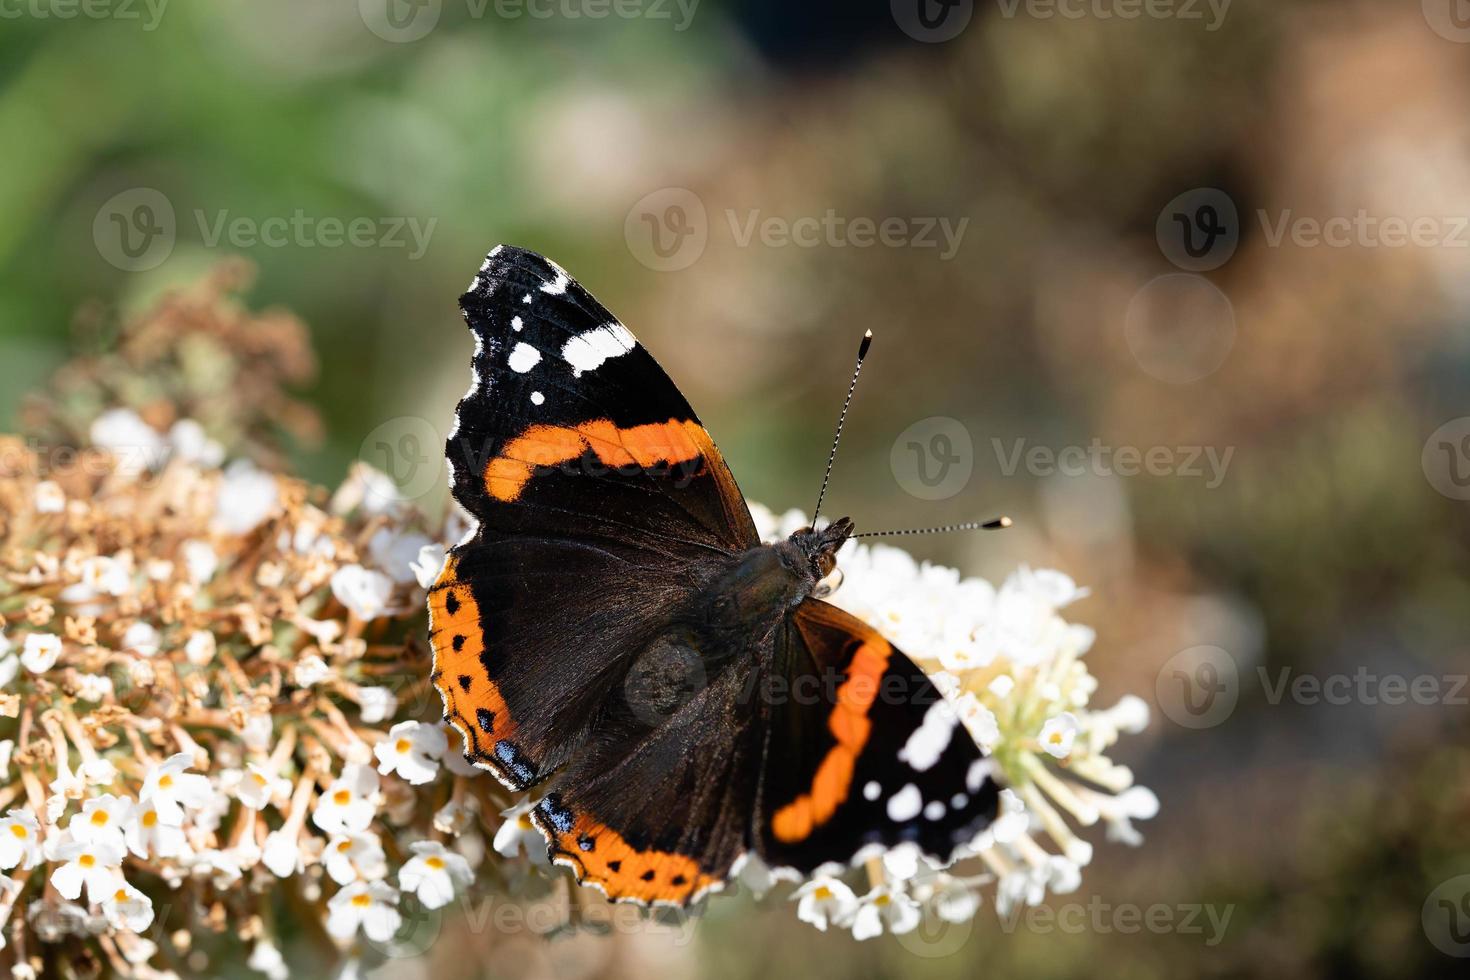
429, 556, 529, 787
484, 417, 708, 501
535, 806, 721, 906
771, 637, 892, 843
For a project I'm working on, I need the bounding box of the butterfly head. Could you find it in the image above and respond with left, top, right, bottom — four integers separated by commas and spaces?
789, 517, 854, 580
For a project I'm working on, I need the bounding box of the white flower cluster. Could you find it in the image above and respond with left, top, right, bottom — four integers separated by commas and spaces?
747, 505, 1157, 941
0, 414, 500, 977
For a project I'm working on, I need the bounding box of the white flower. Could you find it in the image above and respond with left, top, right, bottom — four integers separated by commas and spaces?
313, 763, 379, 835
850, 885, 922, 940
398, 841, 473, 910
324, 832, 388, 885
1038, 712, 1079, 759
0, 741, 12, 780
21, 633, 62, 673
75, 673, 114, 702
181, 540, 219, 584
142, 753, 212, 823
168, 419, 224, 467
326, 881, 402, 943
357, 686, 398, 724
101, 881, 155, 933
122, 621, 161, 657
410, 543, 448, 589
184, 630, 216, 666
331, 565, 395, 621
0, 809, 41, 870
248, 939, 289, 980
792, 876, 859, 931
293, 654, 331, 688
213, 460, 281, 535
373, 721, 446, 785
0, 651, 16, 689
262, 829, 303, 878
90, 408, 166, 474
125, 799, 186, 859
930, 875, 983, 923
79, 757, 118, 786
369, 528, 434, 586
492, 802, 547, 864
236, 764, 290, 812
34, 480, 65, 514
51, 838, 125, 902
730, 851, 785, 901
68, 795, 133, 851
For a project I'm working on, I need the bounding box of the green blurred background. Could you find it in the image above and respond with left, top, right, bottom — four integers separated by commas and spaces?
3, 1, 1469, 977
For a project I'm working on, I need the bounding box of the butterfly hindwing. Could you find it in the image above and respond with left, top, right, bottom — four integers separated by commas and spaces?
754, 599, 1001, 873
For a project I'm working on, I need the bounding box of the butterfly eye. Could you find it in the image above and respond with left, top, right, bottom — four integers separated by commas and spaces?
812, 567, 844, 599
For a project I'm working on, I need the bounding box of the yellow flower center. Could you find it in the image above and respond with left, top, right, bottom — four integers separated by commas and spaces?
79, 854, 96, 868
813, 886, 832, 901
252, 772, 269, 786
425, 856, 445, 870
874, 894, 890, 907
351, 893, 372, 908
158, 774, 174, 790
9, 825, 27, 839
142, 811, 158, 828
333, 789, 351, 805
114, 888, 128, 902
90, 810, 110, 826
517, 815, 533, 830
338, 840, 354, 853
395, 739, 412, 754
1049, 732, 1065, 744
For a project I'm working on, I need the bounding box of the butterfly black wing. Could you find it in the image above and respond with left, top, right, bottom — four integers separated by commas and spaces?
431, 246, 758, 792
754, 599, 1002, 873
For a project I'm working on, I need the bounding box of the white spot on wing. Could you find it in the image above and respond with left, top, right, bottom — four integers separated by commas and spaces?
887, 784, 922, 822
966, 759, 995, 793
540, 269, 569, 295
522, 293, 532, 304
561, 323, 636, 377
530, 391, 545, 406
508, 342, 541, 373
863, 781, 881, 801
897, 699, 958, 772
511, 316, 523, 332
924, 800, 946, 821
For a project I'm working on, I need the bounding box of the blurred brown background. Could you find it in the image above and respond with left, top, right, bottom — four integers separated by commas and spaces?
3, 1, 1469, 977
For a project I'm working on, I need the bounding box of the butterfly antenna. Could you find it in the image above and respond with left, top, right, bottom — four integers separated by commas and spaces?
811, 330, 873, 525
854, 516, 1013, 538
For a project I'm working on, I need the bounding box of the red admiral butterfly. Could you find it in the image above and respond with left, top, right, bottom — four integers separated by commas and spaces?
429, 245, 1002, 906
